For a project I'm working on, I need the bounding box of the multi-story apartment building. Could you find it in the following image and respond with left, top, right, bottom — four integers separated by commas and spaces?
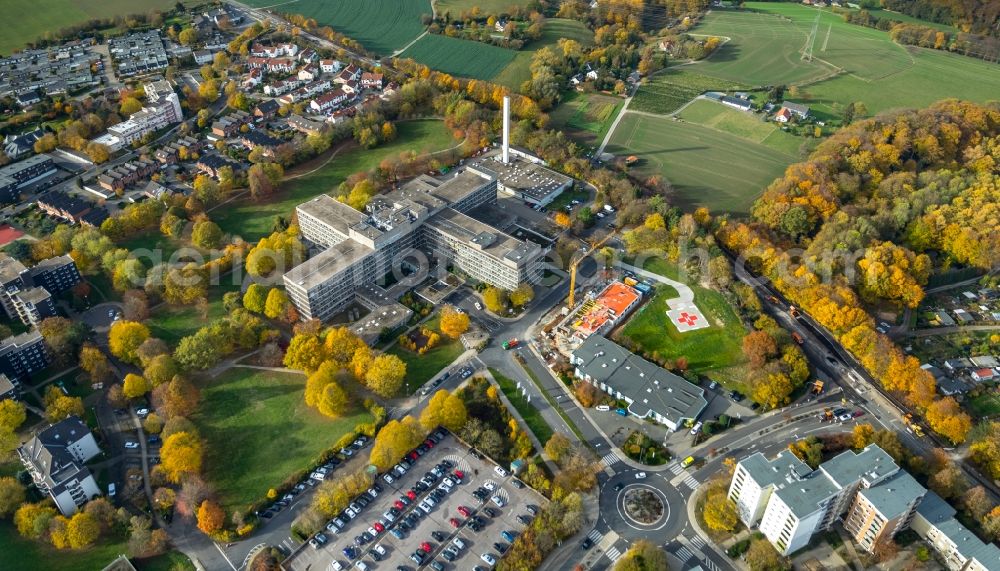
284, 169, 546, 322
0, 153, 57, 203
913, 491, 1000, 570
0, 253, 80, 324
12, 287, 56, 325
18, 416, 101, 515
0, 330, 49, 380
104, 92, 182, 148
728, 445, 926, 556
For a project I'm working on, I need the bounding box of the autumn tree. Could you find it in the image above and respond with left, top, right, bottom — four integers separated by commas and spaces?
144, 413, 164, 435
283, 333, 326, 373
703, 486, 739, 531
66, 512, 100, 549
370, 417, 424, 472
742, 330, 778, 369
79, 344, 113, 384
509, 283, 534, 307
38, 317, 88, 367
0, 477, 25, 517
613, 539, 668, 571
745, 537, 790, 571
482, 286, 508, 314
152, 375, 200, 419
197, 500, 225, 535
144, 354, 179, 387
544, 433, 573, 465
365, 354, 407, 397
14, 502, 56, 539
926, 397, 972, 444
243, 283, 268, 313
439, 305, 470, 339
123, 373, 151, 399
161, 431, 204, 483
264, 288, 289, 320
788, 436, 824, 469
191, 220, 224, 249
420, 390, 468, 432
43, 386, 84, 423
0, 400, 26, 432
108, 321, 151, 364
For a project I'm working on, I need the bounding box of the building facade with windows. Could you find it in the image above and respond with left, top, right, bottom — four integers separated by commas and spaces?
18, 416, 101, 515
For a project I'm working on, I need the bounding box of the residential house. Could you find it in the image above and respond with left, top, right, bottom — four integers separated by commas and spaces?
239, 130, 284, 155
774, 107, 793, 123
299, 48, 317, 63
80, 208, 110, 228
286, 114, 325, 136
972, 368, 996, 382
97, 158, 158, 193
944, 358, 974, 371
15, 90, 42, 108
210, 110, 251, 138
360, 72, 383, 89
780, 101, 810, 119
36, 192, 93, 224
254, 99, 281, 120
104, 92, 183, 146
310, 89, 348, 113
971, 356, 1000, 369
242, 68, 263, 90
320, 59, 341, 74
193, 50, 214, 65
263, 77, 303, 97
297, 65, 318, 82
246, 57, 296, 74
196, 154, 241, 179
3, 128, 46, 160
18, 416, 101, 516
585, 69, 599, 80
955, 309, 974, 324
335, 65, 361, 84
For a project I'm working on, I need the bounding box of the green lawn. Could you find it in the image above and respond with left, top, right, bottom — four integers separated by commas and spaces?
690, 3, 1000, 115
678, 99, 807, 156
212, 120, 456, 241
967, 393, 1000, 418
0, 0, 181, 56
607, 112, 798, 214
400, 34, 517, 80
0, 521, 128, 571
435, 0, 534, 13
147, 283, 243, 346
490, 368, 555, 445
618, 259, 745, 374
630, 69, 751, 115
192, 368, 374, 512
241, 0, 430, 55
548, 91, 624, 148
492, 18, 594, 89
387, 314, 465, 396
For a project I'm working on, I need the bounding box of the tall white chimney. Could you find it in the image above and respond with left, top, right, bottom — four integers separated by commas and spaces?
502, 95, 510, 164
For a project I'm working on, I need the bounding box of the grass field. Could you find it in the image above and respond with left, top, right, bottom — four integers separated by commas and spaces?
607, 112, 798, 214
490, 368, 555, 445
678, 99, 806, 156
548, 91, 623, 147
618, 259, 745, 374
630, 69, 750, 115
148, 283, 242, 346
0, 0, 179, 56
212, 120, 455, 241
967, 393, 1000, 418
193, 368, 374, 512
242, 0, 430, 55
435, 0, 533, 13
387, 314, 465, 395
492, 18, 594, 89
400, 34, 517, 79
690, 3, 1000, 114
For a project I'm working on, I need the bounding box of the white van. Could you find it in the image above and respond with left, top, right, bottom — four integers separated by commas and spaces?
595, 405, 610, 412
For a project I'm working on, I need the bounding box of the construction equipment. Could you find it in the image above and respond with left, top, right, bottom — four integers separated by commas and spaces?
811, 380, 824, 394
502, 338, 519, 350
567, 230, 617, 308
789, 305, 801, 319
792, 332, 804, 344
903, 413, 925, 437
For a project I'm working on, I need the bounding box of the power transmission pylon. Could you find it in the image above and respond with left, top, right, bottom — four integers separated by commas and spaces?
802, 11, 820, 61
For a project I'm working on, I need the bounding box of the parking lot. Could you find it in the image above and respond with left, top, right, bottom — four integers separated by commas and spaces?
287, 429, 545, 571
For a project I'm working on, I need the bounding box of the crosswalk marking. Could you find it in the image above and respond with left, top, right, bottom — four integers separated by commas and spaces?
587, 529, 603, 542
701, 557, 721, 571
605, 546, 622, 562
683, 475, 699, 489
668, 461, 683, 475
674, 546, 694, 561
601, 452, 621, 466
690, 535, 706, 550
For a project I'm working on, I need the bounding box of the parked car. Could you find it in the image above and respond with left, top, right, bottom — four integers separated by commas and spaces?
689, 421, 703, 435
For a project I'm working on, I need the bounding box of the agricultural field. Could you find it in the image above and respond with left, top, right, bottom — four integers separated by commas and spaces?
193, 368, 375, 513
690, 3, 1000, 115
0, 0, 181, 56
549, 91, 624, 147
399, 34, 516, 79
630, 69, 750, 115
435, 0, 533, 14
241, 0, 430, 55
212, 120, 456, 241
618, 259, 746, 378
606, 111, 798, 214
492, 18, 595, 89
678, 99, 806, 156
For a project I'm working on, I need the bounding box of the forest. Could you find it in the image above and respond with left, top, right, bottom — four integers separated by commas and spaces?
880, 0, 1000, 38
720, 99, 1000, 444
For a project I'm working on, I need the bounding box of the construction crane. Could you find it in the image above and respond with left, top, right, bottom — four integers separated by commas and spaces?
567, 230, 617, 308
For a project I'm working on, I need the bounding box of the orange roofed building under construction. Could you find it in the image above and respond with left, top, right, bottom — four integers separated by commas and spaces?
569, 281, 642, 341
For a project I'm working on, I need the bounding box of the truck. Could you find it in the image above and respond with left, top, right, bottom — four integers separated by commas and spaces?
789, 305, 801, 319
502, 338, 519, 350
791, 332, 804, 344
903, 413, 925, 437
811, 380, 824, 394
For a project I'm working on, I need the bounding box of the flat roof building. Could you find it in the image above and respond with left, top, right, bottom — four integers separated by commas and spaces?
569, 335, 707, 431
284, 169, 546, 322
469, 155, 573, 207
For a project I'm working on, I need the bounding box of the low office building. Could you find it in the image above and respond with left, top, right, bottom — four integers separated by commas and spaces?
0, 153, 57, 203
284, 169, 545, 321
18, 416, 101, 515
569, 335, 707, 431
469, 155, 573, 207
0, 330, 48, 380
729, 445, 926, 556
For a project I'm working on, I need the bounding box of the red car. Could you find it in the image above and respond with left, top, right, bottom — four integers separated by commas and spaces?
408, 451, 419, 460
449, 517, 462, 528
457, 506, 471, 517
424, 439, 435, 449
394, 500, 406, 510
453, 470, 465, 481
406, 490, 418, 500
420, 542, 432, 553
373, 522, 385, 533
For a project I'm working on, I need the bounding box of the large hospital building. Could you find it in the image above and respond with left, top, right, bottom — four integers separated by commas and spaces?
283, 166, 546, 321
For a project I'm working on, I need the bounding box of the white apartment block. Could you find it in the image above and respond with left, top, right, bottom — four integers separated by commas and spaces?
729, 445, 925, 556
18, 416, 102, 515
105, 92, 182, 146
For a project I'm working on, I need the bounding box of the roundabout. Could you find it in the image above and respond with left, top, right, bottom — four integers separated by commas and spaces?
598, 467, 687, 544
